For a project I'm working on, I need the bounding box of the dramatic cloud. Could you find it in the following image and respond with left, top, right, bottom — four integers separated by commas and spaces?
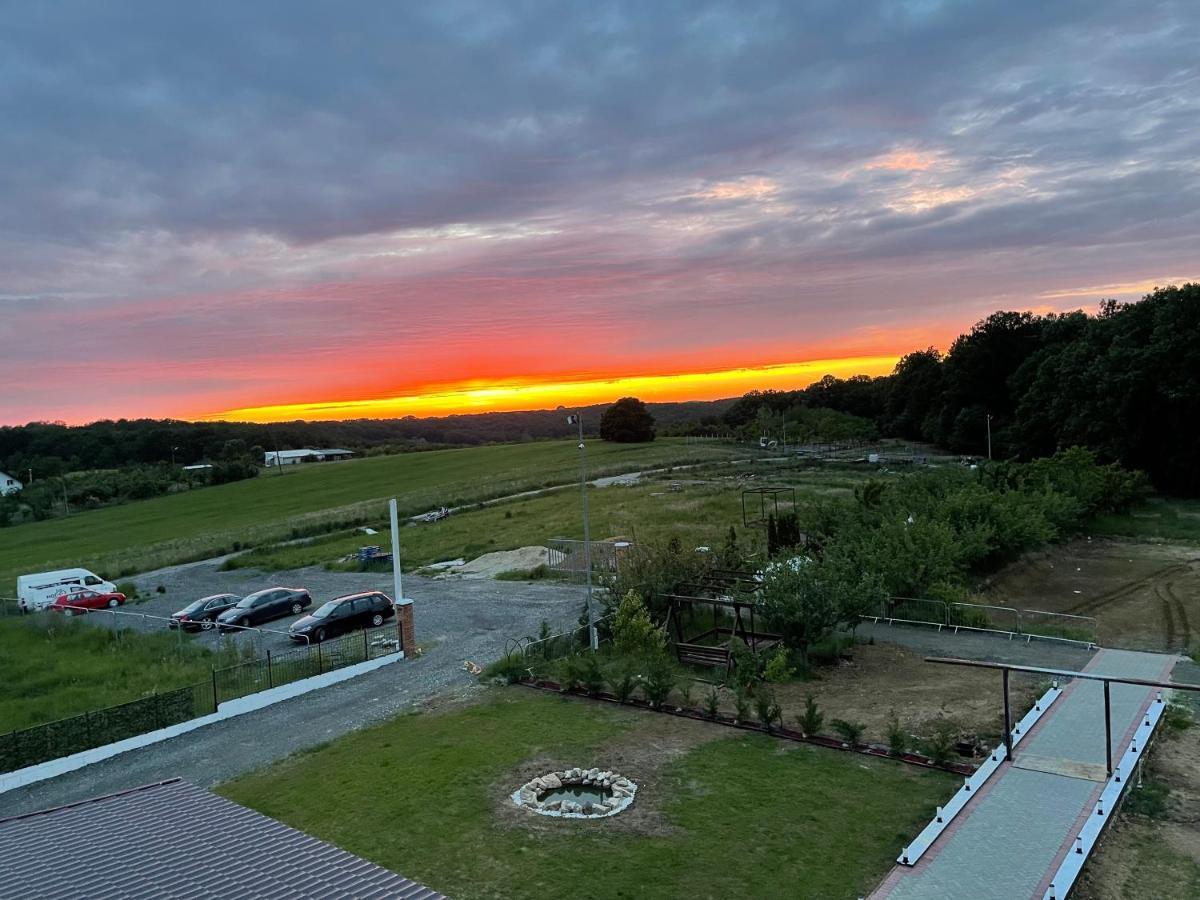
1, 1, 1196, 423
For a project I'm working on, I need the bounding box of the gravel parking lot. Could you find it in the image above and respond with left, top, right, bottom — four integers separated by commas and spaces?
3, 559, 587, 816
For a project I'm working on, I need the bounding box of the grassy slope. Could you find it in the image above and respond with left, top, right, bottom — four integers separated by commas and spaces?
221, 691, 952, 900
0, 616, 235, 731
228, 464, 868, 573
1, 440, 733, 594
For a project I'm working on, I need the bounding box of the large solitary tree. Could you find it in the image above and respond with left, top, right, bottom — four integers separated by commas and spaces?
599, 397, 656, 442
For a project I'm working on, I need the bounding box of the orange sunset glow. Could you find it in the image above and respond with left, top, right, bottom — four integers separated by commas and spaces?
203, 356, 901, 423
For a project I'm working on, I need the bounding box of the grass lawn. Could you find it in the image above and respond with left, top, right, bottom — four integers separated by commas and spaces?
1, 439, 735, 594
1091, 496, 1200, 543
220, 690, 954, 899
226, 462, 871, 573
0, 615, 234, 732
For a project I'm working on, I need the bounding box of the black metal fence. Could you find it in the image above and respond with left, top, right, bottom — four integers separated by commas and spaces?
0, 623, 402, 775
212, 624, 400, 703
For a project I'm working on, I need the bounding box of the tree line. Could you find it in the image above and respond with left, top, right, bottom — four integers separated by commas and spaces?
720, 284, 1199, 495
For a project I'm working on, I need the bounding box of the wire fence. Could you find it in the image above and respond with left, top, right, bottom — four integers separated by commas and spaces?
866, 597, 1099, 647
515, 615, 613, 662
0, 603, 403, 774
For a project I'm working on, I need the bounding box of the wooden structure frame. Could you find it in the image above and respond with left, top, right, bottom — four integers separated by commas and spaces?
664, 590, 781, 670
741, 486, 796, 527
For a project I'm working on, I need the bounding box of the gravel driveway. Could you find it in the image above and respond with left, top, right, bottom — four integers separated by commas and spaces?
3, 561, 586, 816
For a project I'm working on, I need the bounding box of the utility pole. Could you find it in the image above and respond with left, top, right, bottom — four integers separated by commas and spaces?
61, 479, 70, 517
388, 498, 404, 602
567, 412, 598, 651
986, 413, 993, 461
170, 445, 180, 467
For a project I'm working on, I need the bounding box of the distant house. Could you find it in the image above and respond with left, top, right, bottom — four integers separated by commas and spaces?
0, 470, 22, 496
264, 448, 355, 467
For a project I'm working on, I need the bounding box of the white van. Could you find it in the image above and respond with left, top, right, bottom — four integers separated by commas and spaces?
16, 569, 117, 612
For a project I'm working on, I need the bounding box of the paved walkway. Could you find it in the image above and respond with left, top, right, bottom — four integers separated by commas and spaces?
873, 648, 1176, 900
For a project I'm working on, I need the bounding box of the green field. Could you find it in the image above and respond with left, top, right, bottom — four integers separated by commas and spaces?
1091, 497, 1200, 543
1, 440, 736, 595
0, 615, 236, 732
221, 690, 952, 899
226, 462, 871, 573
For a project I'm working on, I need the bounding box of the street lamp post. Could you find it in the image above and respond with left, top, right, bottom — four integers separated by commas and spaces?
567, 412, 598, 651
986, 414, 993, 461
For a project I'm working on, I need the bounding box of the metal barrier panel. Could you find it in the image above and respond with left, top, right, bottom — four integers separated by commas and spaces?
883, 597, 949, 627
949, 601, 1020, 634
1018, 608, 1099, 644
546, 539, 625, 578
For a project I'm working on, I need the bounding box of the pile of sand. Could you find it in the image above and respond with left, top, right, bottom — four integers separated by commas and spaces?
444, 545, 551, 579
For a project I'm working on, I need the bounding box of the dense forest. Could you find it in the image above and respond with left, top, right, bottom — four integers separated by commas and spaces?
721, 284, 1199, 496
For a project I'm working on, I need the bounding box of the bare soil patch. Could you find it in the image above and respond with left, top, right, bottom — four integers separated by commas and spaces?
495, 701, 728, 838
982, 538, 1200, 652
705, 642, 1041, 752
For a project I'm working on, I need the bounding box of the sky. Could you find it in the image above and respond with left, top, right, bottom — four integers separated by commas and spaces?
2, 1, 1197, 425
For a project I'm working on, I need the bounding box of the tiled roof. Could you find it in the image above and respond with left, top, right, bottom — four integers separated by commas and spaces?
0, 779, 443, 899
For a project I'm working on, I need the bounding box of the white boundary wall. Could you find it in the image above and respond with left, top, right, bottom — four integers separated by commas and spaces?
0, 650, 403, 796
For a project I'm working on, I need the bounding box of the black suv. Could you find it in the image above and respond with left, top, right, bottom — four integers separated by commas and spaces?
170, 593, 240, 631
288, 592, 395, 643
216, 587, 312, 632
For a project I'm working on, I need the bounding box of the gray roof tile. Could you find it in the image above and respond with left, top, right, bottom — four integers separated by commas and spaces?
0, 779, 444, 899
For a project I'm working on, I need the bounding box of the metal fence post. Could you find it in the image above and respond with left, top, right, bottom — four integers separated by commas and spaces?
267, 650, 273, 689
363, 627, 369, 662
317, 641, 323, 674
211, 668, 219, 712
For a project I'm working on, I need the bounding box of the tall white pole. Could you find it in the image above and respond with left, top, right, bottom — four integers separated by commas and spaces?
576, 414, 598, 652
389, 498, 404, 602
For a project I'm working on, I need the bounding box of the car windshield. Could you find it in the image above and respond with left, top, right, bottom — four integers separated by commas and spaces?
236, 592, 268, 609
180, 599, 207, 614
311, 601, 340, 619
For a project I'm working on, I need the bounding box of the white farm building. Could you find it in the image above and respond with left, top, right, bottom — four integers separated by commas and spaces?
263, 448, 355, 467
0, 471, 23, 496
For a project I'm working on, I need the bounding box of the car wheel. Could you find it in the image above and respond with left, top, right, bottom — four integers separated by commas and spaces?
371, 613, 383, 627
201, 618, 214, 631
315, 628, 326, 642
291, 602, 303, 615
107, 598, 119, 608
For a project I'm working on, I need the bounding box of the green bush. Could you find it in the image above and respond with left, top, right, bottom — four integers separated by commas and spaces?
604, 658, 639, 703
797, 695, 823, 737
612, 590, 665, 658
921, 720, 960, 766
886, 712, 908, 756
763, 646, 796, 683
727, 637, 761, 690
831, 719, 865, 747
641, 654, 678, 707
481, 652, 529, 685
733, 686, 752, 723
703, 686, 721, 719
754, 686, 782, 731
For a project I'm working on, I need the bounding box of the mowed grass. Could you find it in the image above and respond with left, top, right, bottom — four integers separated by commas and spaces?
0, 439, 736, 594
0, 615, 234, 732
228, 463, 871, 573
220, 691, 953, 899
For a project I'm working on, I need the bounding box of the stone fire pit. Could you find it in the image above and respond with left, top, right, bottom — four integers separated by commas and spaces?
511, 767, 637, 818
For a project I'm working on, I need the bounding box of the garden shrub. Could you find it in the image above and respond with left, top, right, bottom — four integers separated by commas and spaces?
641, 653, 678, 707
831, 718, 865, 747
886, 712, 908, 756
703, 686, 721, 719
733, 686, 752, 723
754, 685, 782, 731
604, 658, 639, 703
921, 719, 960, 766
763, 646, 796, 683
612, 590, 665, 658
797, 695, 823, 737
481, 652, 529, 685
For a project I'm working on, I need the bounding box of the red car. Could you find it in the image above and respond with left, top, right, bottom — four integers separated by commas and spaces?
51, 588, 127, 615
